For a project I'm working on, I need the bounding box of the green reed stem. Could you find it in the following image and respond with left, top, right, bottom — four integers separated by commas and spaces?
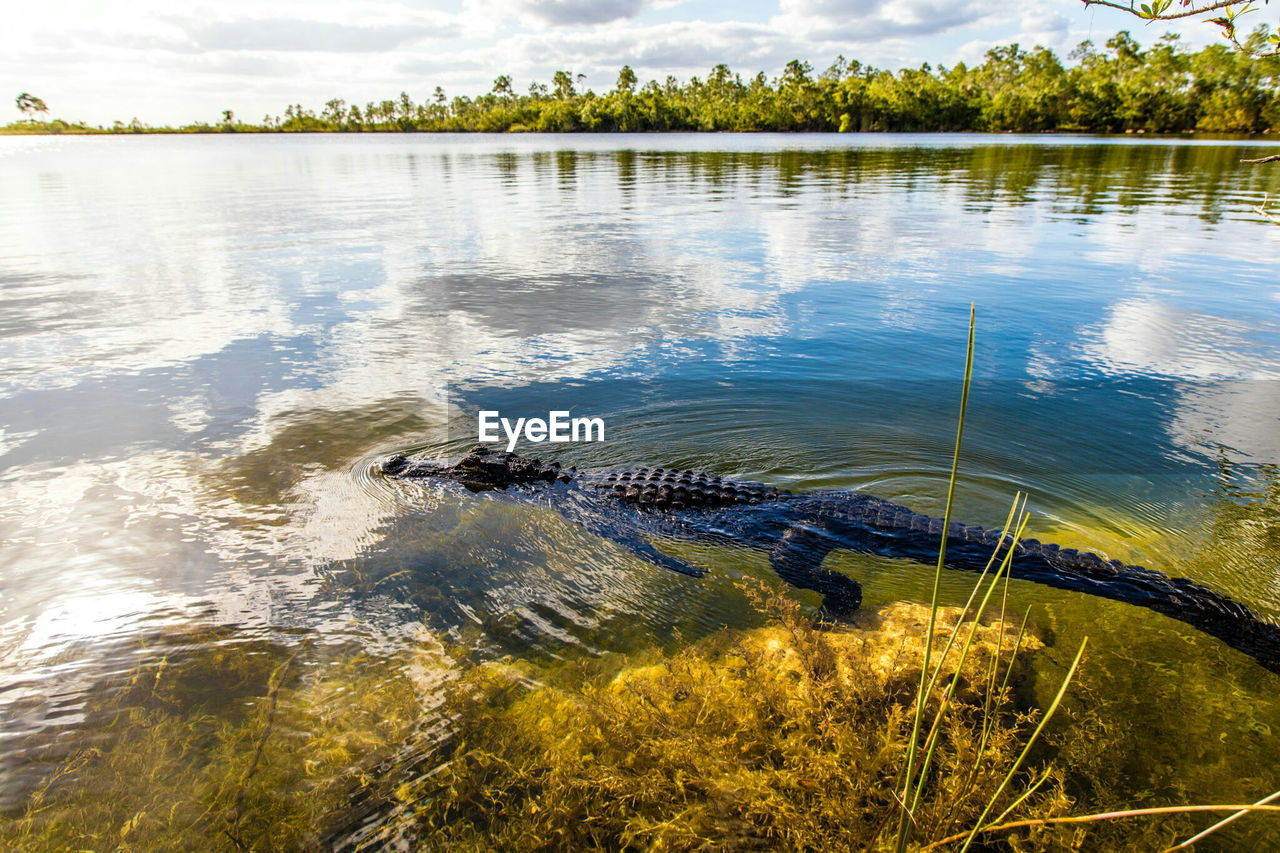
958, 636, 1089, 853
897, 303, 975, 851
909, 509, 1030, 815
920, 497, 1022, 703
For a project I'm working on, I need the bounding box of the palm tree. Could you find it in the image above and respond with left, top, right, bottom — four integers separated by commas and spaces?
15, 92, 48, 120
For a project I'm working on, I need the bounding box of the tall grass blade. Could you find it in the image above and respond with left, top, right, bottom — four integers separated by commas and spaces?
922, 496, 1022, 698
897, 303, 975, 851
958, 636, 1089, 853
909, 509, 1030, 814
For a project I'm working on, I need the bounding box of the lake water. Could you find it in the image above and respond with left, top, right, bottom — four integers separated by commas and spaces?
2, 133, 1280, 844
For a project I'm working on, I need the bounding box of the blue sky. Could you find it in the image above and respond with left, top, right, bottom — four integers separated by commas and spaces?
3, 0, 1232, 126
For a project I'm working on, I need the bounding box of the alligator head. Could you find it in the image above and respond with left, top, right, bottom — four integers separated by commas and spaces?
381, 445, 572, 491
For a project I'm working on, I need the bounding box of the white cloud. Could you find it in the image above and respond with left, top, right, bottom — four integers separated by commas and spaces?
481, 19, 782, 80
949, 9, 1073, 66
518, 0, 652, 26
189, 19, 451, 52
774, 0, 1000, 41
1016, 9, 1072, 48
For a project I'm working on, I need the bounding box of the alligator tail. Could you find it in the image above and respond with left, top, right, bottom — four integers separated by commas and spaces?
1005, 538, 1280, 675
854, 503, 1280, 674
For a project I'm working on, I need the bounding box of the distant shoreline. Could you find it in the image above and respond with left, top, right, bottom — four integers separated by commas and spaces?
9, 32, 1280, 137
3, 127, 1276, 140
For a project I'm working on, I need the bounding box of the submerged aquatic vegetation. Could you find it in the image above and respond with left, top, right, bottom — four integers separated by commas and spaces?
0, 590, 1061, 852
0, 627, 455, 852
6, 589, 1266, 851
382, 585, 1076, 851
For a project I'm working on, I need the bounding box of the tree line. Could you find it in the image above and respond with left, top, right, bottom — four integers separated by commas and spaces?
9, 30, 1280, 135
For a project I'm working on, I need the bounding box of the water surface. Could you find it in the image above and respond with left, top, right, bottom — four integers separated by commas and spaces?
2, 133, 1279, 840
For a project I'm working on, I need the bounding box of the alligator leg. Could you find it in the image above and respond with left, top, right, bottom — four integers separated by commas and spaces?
576, 517, 707, 578
769, 523, 863, 615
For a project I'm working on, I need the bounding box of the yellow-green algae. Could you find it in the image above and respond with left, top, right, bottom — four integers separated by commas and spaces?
371, 588, 1182, 852
0, 627, 456, 852
0, 587, 1260, 852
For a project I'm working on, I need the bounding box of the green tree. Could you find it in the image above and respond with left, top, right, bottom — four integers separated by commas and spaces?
777, 59, 820, 129
16, 92, 48, 120
552, 70, 576, 99
322, 98, 346, 126
973, 44, 1070, 131
616, 65, 638, 94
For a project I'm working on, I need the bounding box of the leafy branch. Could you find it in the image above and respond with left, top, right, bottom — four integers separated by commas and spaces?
1081, 0, 1280, 57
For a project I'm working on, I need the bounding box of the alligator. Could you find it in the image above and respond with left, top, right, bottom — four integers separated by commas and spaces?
381, 445, 1280, 675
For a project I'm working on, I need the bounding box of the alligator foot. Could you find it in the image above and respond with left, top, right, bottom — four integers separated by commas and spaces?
770, 524, 863, 613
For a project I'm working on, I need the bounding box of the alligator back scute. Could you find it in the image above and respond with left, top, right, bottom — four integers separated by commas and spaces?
594, 467, 786, 509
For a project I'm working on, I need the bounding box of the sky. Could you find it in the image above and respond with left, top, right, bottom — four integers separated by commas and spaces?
3, 0, 1233, 127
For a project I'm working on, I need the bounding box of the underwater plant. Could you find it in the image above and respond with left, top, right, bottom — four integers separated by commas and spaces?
0, 629, 456, 852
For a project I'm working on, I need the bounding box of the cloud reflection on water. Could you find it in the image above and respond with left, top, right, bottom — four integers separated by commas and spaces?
1, 135, 1278, 768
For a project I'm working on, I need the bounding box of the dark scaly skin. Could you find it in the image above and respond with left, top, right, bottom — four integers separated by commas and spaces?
383, 446, 1280, 675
